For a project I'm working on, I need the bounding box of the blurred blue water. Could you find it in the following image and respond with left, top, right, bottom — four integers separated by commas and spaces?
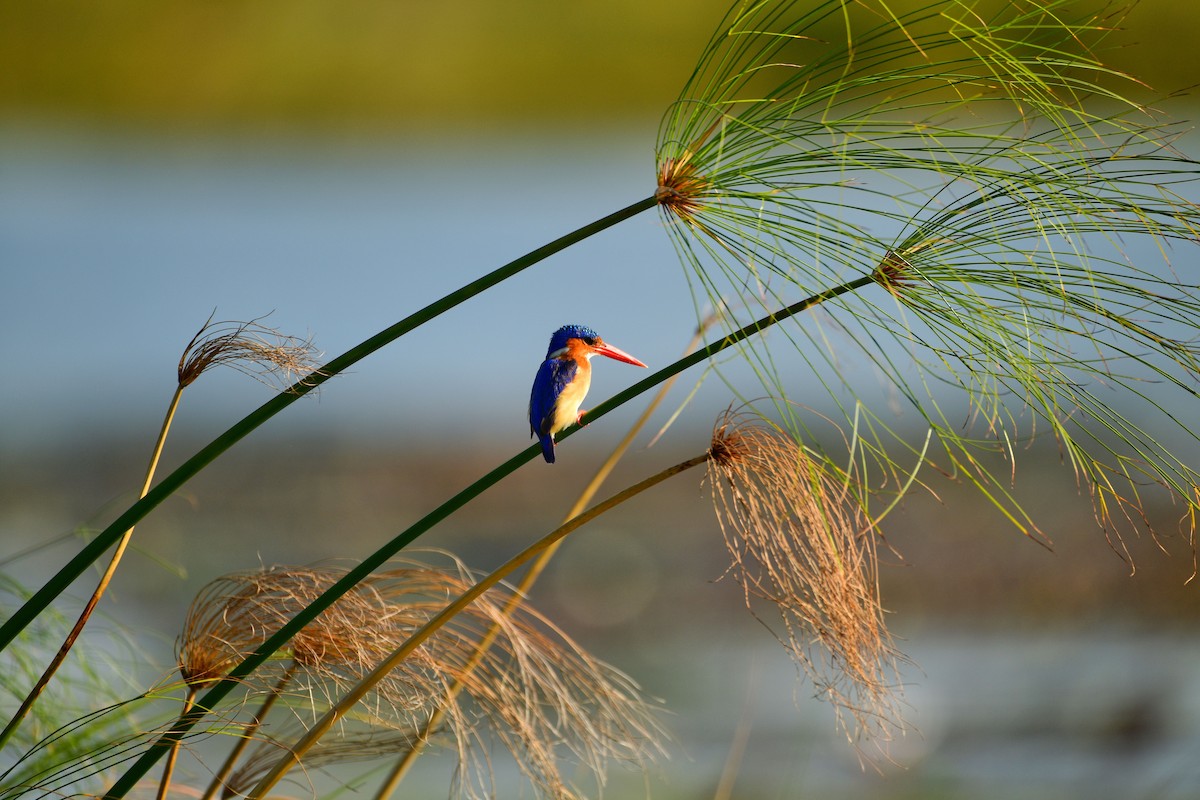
0, 123, 714, 452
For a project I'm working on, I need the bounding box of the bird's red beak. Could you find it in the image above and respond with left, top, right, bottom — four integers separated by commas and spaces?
593, 341, 647, 368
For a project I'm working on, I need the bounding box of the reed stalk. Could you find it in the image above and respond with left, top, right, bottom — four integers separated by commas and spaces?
154, 686, 198, 800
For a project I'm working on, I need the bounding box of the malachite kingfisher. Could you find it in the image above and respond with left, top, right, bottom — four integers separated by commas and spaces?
529, 324, 647, 463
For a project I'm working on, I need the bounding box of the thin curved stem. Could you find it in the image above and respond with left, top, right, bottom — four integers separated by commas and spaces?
156, 687, 197, 800
0, 195, 659, 657
0, 385, 184, 750
199, 664, 297, 800
102, 272, 877, 800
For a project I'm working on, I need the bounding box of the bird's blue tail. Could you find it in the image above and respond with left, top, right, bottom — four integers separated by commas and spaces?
538, 434, 556, 464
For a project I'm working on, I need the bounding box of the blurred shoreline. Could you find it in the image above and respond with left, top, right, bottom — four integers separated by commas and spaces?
4, 434, 1199, 798
4, 433, 1195, 628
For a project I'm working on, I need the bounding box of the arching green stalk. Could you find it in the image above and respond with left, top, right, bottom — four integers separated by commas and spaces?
0, 195, 658, 656
100, 274, 878, 800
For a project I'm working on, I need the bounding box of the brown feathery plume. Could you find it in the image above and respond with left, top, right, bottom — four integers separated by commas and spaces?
182, 568, 424, 717
181, 558, 663, 800
708, 407, 905, 752
178, 566, 356, 688
180, 564, 437, 711
354, 558, 665, 800
178, 312, 323, 390
182, 565, 437, 800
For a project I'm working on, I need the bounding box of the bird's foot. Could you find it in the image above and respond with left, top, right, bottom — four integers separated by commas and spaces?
576, 410, 589, 428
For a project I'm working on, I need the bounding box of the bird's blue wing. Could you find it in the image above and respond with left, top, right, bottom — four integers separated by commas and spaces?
529, 358, 578, 435
529, 358, 577, 463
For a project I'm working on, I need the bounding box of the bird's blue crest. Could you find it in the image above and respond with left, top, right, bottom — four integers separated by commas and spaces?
544, 324, 599, 357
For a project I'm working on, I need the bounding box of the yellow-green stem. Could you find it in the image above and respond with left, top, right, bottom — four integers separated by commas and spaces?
372, 329, 704, 800
200, 664, 298, 800
248, 451, 712, 800
157, 685, 198, 800
0, 385, 183, 750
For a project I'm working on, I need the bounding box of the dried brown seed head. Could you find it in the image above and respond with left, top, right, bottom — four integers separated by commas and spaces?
707, 407, 905, 751
709, 408, 754, 469
177, 557, 664, 798
177, 313, 323, 390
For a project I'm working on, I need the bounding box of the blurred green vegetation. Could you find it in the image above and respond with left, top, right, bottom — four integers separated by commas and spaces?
1, 0, 1194, 132
0, 0, 728, 130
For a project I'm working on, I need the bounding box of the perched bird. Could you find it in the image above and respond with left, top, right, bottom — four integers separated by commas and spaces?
529, 324, 647, 463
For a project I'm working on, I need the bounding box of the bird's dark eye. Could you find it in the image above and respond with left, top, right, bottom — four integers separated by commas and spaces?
584, 336, 598, 346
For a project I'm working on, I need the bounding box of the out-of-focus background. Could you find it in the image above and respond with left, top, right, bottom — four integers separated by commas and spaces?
2, 2, 1199, 798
